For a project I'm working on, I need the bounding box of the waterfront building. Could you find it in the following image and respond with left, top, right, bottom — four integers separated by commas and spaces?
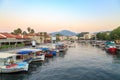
0, 33, 31, 49
84, 33, 96, 40
27, 32, 51, 44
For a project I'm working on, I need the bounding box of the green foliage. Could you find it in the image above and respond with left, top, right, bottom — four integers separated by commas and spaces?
96, 26, 120, 41
22, 31, 27, 35
27, 27, 31, 33
56, 34, 61, 42
96, 32, 111, 40
76, 33, 81, 40
13, 28, 22, 34
110, 26, 120, 40
30, 29, 35, 34
27, 27, 35, 34
0, 43, 25, 49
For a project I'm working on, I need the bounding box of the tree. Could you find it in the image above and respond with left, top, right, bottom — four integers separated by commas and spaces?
22, 31, 27, 35
17, 28, 22, 34
76, 33, 82, 40
27, 27, 31, 33
12, 28, 22, 34
27, 27, 35, 34
96, 32, 111, 40
56, 34, 61, 42
30, 29, 35, 34
110, 26, 120, 40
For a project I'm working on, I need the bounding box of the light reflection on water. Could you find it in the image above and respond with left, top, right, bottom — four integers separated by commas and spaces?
1, 43, 120, 80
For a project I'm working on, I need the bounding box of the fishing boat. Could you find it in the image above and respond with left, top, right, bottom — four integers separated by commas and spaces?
105, 41, 117, 53
19, 48, 45, 61
53, 42, 68, 52
17, 50, 33, 63
0, 52, 29, 73
38, 47, 54, 57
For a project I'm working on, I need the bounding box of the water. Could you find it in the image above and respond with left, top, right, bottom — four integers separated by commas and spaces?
1, 43, 120, 80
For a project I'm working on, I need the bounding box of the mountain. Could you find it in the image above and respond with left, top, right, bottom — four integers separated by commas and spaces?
51, 30, 77, 36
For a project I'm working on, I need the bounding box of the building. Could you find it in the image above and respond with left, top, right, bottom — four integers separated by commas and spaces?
27, 32, 51, 44
84, 33, 96, 40
0, 33, 31, 48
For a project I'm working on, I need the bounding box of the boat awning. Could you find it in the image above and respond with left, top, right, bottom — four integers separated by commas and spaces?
19, 48, 42, 52
0, 52, 18, 59
38, 48, 49, 51
17, 50, 32, 54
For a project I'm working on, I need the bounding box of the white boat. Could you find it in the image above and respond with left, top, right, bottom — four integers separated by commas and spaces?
53, 42, 68, 52
17, 50, 33, 63
19, 48, 45, 61
0, 52, 29, 73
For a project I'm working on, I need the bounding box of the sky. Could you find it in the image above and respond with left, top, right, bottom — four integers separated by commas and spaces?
0, 0, 120, 33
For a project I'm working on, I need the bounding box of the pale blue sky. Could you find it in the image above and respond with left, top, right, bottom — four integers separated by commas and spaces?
0, 0, 120, 32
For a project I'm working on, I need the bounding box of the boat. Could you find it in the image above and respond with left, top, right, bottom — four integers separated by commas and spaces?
53, 42, 68, 52
0, 52, 29, 73
105, 41, 117, 53
17, 50, 33, 63
19, 48, 45, 61
38, 47, 54, 57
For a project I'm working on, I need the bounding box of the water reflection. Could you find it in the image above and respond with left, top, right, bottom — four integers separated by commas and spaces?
112, 53, 120, 63
58, 52, 66, 58
0, 62, 43, 80
0, 72, 29, 80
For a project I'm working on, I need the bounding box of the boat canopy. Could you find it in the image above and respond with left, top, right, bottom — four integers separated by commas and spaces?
38, 48, 49, 51
17, 50, 32, 54
105, 41, 115, 46
19, 48, 42, 52
0, 52, 18, 59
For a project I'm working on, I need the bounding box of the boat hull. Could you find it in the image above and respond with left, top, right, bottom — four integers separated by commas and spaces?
32, 54, 45, 61
0, 62, 29, 73
107, 48, 117, 53
45, 54, 53, 57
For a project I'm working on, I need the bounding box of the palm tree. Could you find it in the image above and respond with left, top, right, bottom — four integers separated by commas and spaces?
22, 31, 27, 35
30, 29, 35, 34
27, 27, 31, 33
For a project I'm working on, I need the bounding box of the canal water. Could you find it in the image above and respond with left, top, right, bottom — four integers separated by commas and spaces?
1, 43, 120, 80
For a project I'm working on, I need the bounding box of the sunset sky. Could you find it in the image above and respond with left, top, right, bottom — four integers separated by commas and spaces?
0, 0, 120, 33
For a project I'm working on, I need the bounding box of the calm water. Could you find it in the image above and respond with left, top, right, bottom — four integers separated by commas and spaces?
1, 43, 120, 80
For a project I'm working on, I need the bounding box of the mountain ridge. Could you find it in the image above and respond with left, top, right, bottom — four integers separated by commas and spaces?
50, 30, 77, 36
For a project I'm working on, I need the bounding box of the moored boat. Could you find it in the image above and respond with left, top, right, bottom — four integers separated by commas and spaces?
20, 48, 45, 61
17, 50, 33, 63
0, 52, 29, 73
105, 41, 117, 53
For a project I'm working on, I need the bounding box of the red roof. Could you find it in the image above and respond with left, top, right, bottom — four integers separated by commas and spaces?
23, 35, 30, 39
0, 33, 16, 38
27, 33, 40, 36
0, 34, 6, 39
13, 35, 30, 39
0, 33, 30, 39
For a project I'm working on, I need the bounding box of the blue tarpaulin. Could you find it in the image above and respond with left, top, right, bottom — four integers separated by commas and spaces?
17, 50, 32, 54
39, 48, 49, 51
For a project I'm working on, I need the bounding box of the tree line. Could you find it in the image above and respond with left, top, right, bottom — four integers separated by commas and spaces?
96, 26, 120, 41
11, 27, 35, 35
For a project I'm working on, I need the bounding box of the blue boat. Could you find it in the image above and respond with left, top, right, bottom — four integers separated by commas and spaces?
37, 47, 57, 57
